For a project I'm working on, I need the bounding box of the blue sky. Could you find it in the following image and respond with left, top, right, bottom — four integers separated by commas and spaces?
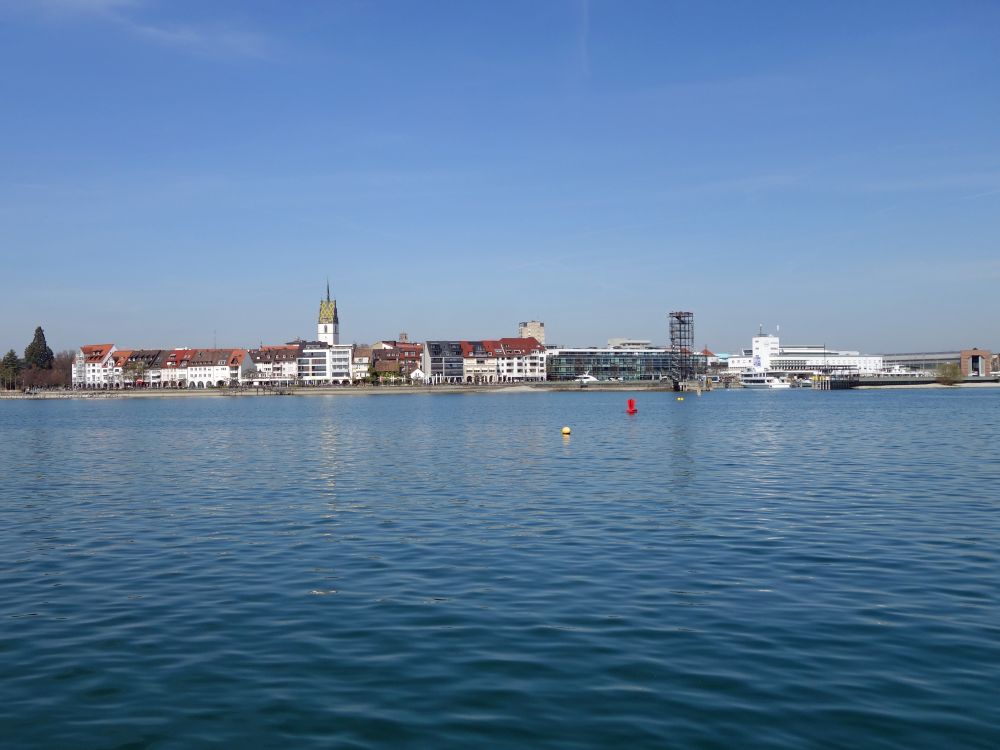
2, 0, 998, 355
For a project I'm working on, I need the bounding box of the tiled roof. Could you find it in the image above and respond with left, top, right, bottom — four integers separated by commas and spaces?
128, 350, 165, 367
184, 349, 247, 367
163, 349, 195, 368
260, 344, 302, 353
111, 350, 133, 367
250, 346, 301, 363
81, 344, 114, 363
482, 339, 503, 356
495, 337, 544, 356
318, 298, 338, 325
461, 341, 494, 358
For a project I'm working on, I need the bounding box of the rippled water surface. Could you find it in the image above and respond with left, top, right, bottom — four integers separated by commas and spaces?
2, 389, 999, 749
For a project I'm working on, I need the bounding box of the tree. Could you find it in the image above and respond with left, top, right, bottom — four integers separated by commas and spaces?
936, 362, 962, 386
1, 349, 20, 390
24, 326, 54, 370
123, 360, 147, 387
51, 350, 75, 387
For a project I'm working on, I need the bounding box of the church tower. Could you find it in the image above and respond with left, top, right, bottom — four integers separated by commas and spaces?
318, 280, 339, 346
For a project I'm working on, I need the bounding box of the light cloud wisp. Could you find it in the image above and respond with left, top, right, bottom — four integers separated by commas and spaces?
6, 0, 272, 59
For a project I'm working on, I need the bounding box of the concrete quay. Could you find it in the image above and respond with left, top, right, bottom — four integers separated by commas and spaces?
825, 375, 1000, 389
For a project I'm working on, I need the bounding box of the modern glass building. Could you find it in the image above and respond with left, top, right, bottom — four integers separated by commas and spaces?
423, 341, 465, 383
545, 348, 684, 381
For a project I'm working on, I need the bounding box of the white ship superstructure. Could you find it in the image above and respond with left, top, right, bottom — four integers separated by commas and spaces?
740, 372, 792, 389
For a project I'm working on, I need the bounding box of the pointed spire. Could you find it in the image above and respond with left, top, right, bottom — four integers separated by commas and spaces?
326, 278, 330, 301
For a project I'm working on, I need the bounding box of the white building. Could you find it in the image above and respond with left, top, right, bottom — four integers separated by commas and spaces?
727, 333, 883, 375
457, 338, 547, 383
154, 349, 193, 388
73, 344, 117, 388
248, 345, 302, 386
184, 349, 252, 388
298, 343, 353, 385
352, 346, 372, 381
106, 349, 133, 388
461, 341, 499, 384
147, 348, 252, 388
493, 337, 546, 382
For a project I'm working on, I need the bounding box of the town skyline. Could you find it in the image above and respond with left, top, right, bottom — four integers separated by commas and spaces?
3, 1, 999, 354
4, 285, 997, 359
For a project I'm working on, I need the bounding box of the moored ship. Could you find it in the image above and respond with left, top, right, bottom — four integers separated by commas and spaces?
740, 372, 792, 389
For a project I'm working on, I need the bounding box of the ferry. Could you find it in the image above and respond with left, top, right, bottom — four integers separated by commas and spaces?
740, 372, 792, 389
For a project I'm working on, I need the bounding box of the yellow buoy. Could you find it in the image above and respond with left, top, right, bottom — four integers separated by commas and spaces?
561, 426, 571, 435
677, 396, 684, 401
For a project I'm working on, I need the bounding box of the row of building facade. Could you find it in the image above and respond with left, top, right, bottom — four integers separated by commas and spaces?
72, 337, 552, 389
70, 287, 995, 388
74, 336, 995, 389
71, 288, 700, 388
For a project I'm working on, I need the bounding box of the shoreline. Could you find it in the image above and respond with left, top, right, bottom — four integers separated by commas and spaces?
3, 380, 1000, 400
0, 382, 682, 400
853, 381, 1000, 389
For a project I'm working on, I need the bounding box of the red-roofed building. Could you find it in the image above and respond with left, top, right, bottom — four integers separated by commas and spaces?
494, 337, 546, 382
120, 350, 167, 387
107, 349, 133, 388
371, 341, 424, 382
461, 341, 499, 383
73, 344, 117, 388
155, 349, 194, 388
181, 349, 252, 388
458, 337, 547, 383
248, 344, 302, 386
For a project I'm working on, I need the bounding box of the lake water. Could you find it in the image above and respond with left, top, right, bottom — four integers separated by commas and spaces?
2, 389, 998, 749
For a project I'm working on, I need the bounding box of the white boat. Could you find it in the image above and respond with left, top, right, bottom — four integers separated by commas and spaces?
575, 372, 599, 384
740, 372, 792, 389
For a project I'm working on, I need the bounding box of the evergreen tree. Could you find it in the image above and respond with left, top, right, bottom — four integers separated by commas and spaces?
24, 326, 54, 370
1, 349, 20, 388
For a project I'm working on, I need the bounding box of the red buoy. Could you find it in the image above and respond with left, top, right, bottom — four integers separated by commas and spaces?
626, 398, 637, 415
